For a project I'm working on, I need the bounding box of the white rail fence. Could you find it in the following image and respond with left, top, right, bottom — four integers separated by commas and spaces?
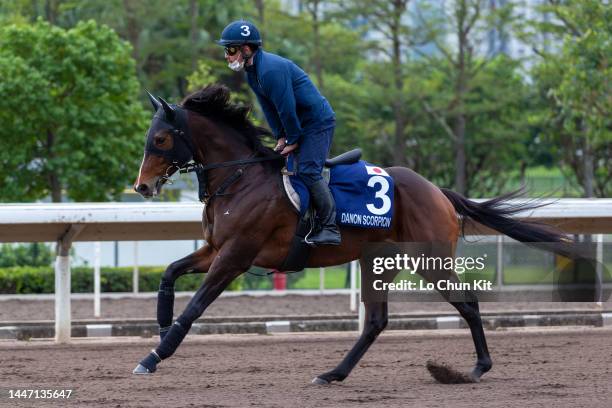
0, 199, 611, 342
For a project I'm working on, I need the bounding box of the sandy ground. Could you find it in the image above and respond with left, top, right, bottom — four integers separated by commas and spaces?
0, 294, 608, 322
1, 327, 611, 407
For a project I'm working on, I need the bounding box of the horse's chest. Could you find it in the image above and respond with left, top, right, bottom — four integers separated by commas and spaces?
202, 206, 213, 241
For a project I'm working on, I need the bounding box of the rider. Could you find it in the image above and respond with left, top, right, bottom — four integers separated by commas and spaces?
218, 20, 341, 246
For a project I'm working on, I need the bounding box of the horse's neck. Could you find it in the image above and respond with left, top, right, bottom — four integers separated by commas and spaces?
191, 117, 255, 190
189, 114, 247, 160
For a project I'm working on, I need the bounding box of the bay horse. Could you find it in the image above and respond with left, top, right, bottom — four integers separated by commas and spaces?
132, 84, 569, 384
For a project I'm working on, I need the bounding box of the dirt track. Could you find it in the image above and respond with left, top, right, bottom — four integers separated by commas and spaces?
1, 327, 611, 407
1, 294, 607, 322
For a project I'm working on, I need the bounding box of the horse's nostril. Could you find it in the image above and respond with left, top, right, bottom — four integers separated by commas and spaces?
136, 184, 149, 195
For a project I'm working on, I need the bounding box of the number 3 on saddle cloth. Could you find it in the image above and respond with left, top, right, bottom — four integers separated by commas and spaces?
279, 148, 395, 272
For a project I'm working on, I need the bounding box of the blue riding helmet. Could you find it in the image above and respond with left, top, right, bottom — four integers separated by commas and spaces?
217, 20, 262, 46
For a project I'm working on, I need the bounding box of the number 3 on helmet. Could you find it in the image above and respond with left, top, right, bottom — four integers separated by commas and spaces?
217, 20, 262, 47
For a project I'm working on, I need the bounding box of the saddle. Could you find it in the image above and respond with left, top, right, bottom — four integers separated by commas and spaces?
279, 149, 362, 272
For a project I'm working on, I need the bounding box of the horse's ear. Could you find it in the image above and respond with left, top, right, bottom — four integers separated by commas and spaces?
158, 96, 175, 121
146, 90, 161, 112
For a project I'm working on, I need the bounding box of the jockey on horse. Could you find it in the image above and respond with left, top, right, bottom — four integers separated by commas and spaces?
218, 20, 341, 246
132, 27, 578, 381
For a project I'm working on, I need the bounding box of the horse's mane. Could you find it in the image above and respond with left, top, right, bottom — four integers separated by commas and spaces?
180, 84, 282, 168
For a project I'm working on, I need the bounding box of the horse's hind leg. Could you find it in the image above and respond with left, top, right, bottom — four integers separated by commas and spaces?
451, 296, 492, 381
313, 301, 388, 384
426, 270, 492, 382
314, 258, 389, 384
157, 243, 217, 340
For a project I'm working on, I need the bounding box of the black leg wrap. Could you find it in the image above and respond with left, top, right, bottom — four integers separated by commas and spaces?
139, 350, 162, 373
157, 280, 175, 338
156, 319, 191, 360
159, 326, 172, 341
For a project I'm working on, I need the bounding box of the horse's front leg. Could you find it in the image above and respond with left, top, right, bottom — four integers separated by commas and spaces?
133, 240, 255, 374
157, 243, 217, 340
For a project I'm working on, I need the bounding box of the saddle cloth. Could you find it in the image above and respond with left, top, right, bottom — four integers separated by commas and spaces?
283, 158, 394, 229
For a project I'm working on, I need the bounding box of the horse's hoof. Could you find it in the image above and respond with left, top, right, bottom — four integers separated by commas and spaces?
469, 358, 491, 382
132, 364, 153, 375
133, 350, 161, 375
311, 376, 330, 385
469, 371, 481, 383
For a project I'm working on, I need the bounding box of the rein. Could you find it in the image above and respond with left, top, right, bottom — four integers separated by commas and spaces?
178, 156, 283, 205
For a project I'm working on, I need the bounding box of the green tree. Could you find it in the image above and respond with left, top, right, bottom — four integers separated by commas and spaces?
333, 0, 411, 166
322, 71, 377, 159
0, 0, 253, 99
527, 0, 611, 197
0, 20, 147, 202
400, 55, 531, 196
411, 0, 521, 195
0, 243, 54, 267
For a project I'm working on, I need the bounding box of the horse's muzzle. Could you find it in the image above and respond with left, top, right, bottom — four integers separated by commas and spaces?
135, 183, 153, 198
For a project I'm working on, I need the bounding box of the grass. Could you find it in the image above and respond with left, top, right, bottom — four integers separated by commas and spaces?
287, 266, 350, 289
239, 265, 351, 290
277, 262, 612, 290
505, 165, 583, 197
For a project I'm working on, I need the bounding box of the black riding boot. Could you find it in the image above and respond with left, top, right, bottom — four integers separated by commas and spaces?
306, 179, 341, 246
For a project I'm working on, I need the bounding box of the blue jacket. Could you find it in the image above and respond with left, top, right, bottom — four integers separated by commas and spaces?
245, 50, 335, 145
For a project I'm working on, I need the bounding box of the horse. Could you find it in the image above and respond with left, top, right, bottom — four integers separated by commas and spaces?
132, 84, 570, 384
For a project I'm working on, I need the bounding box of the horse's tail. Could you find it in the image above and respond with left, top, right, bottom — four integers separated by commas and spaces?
440, 187, 571, 246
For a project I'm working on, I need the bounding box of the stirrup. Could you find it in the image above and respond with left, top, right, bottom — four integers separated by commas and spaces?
304, 226, 341, 246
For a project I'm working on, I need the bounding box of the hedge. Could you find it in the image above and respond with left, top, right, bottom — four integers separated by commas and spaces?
0, 266, 243, 294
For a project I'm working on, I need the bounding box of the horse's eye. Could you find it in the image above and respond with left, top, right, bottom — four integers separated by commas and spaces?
152, 131, 173, 150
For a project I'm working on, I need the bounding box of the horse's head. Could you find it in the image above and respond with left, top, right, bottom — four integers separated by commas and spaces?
134, 92, 194, 198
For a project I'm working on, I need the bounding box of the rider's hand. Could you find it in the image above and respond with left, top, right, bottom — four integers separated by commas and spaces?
280, 143, 298, 156
274, 138, 287, 153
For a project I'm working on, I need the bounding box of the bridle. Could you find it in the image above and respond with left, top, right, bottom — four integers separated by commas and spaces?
159, 163, 181, 186
145, 93, 283, 205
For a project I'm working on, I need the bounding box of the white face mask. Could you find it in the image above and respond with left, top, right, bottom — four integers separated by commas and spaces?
228, 59, 245, 72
